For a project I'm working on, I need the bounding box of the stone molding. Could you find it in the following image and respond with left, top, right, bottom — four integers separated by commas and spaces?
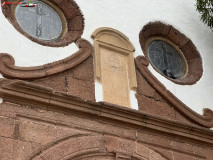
1, 0, 84, 47
0, 79, 213, 146
135, 56, 213, 128
29, 134, 166, 160
91, 27, 135, 51
91, 27, 137, 108
139, 21, 203, 85
91, 27, 137, 90
0, 38, 93, 80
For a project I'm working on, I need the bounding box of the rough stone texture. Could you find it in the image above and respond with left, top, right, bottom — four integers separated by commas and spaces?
68, 55, 94, 83
105, 136, 136, 154
0, 38, 92, 80
18, 120, 61, 144
139, 21, 171, 53
32, 72, 67, 93
0, 101, 212, 160
76, 156, 115, 160
168, 26, 189, 48
0, 42, 211, 160
0, 137, 13, 160
172, 153, 194, 160
0, 116, 14, 138
92, 27, 137, 108
136, 70, 164, 102
139, 21, 203, 85
100, 48, 131, 108
136, 69, 194, 125
13, 140, 41, 160
33, 56, 95, 101
1, 0, 84, 47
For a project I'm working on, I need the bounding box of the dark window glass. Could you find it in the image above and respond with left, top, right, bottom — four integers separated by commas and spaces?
147, 40, 184, 79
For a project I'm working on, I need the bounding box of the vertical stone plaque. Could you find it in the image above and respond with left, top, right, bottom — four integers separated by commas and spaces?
92, 27, 137, 108
101, 48, 130, 107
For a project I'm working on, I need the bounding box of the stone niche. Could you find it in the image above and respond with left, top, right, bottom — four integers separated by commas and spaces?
92, 27, 137, 108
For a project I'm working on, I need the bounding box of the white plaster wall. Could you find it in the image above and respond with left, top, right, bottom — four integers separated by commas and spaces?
0, 0, 213, 114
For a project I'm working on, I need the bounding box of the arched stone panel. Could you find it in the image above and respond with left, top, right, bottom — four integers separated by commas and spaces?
91, 27, 137, 108
29, 134, 167, 160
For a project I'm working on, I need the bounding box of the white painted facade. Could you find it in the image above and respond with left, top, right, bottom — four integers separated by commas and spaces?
0, 0, 213, 114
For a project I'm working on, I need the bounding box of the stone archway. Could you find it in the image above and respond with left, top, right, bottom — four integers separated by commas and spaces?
29, 134, 167, 160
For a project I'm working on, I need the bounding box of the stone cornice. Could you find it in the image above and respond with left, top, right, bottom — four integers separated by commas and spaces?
135, 56, 213, 128
0, 38, 92, 80
0, 80, 213, 148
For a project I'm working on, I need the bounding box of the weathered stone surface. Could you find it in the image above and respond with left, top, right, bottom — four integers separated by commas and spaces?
18, 120, 58, 144
79, 156, 115, 160
68, 76, 95, 100
171, 140, 194, 153
33, 72, 67, 93
92, 27, 137, 108
13, 140, 41, 160
0, 116, 14, 138
0, 137, 13, 160
68, 57, 94, 83
40, 136, 105, 160
0, 82, 212, 160
137, 131, 171, 148
150, 150, 166, 160
100, 48, 131, 107
136, 144, 150, 159
105, 136, 136, 154
0, 102, 16, 118
136, 70, 164, 102
173, 153, 194, 160
1, 0, 84, 47
168, 27, 189, 48
149, 148, 174, 160
136, 93, 193, 124
137, 94, 174, 118
139, 21, 203, 85
33, 56, 95, 101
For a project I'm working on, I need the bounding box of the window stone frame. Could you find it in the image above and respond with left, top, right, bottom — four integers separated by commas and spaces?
139, 21, 203, 85
1, 0, 84, 47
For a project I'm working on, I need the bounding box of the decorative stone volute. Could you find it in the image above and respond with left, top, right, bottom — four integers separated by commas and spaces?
91, 27, 137, 108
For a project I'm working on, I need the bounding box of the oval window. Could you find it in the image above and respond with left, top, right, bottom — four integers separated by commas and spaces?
15, 1, 63, 41
140, 22, 203, 85
2, 0, 84, 47
147, 38, 187, 80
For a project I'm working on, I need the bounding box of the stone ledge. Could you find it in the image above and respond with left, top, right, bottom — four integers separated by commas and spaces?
0, 79, 213, 148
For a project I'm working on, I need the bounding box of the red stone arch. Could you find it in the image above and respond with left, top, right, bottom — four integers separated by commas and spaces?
29, 134, 167, 160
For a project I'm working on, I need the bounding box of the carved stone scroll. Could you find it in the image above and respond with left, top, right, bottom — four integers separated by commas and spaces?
0, 38, 92, 80
135, 56, 213, 128
91, 27, 137, 108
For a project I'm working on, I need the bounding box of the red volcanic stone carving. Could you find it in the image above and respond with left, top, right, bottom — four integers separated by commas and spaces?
135, 56, 213, 128
168, 26, 189, 48
0, 38, 92, 80
139, 21, 203, 85
1, 0, 84, 47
